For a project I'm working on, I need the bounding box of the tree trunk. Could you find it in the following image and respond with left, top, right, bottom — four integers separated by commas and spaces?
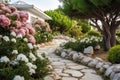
103, 32, 111, 51
110, 28, 116, 47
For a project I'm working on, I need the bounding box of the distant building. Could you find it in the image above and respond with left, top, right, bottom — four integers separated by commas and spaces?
0, 0, 52, 22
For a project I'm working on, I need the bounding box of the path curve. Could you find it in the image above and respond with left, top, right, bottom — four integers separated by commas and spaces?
38, 39, 104, 80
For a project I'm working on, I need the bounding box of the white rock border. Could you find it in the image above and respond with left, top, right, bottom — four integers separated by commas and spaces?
54, 47, 120, 80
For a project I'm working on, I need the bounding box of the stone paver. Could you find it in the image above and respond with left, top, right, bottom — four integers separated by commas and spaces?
39, 39, 104, 80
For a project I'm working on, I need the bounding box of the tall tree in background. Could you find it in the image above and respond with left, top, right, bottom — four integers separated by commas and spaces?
60, 0, 120, 51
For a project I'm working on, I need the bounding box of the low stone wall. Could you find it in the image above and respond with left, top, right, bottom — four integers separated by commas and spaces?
54, 47, 120, 80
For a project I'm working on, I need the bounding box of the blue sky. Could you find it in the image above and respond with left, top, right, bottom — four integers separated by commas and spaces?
11, 0, 61, 11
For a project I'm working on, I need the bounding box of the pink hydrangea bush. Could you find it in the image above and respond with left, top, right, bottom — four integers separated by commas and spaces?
34, 19, 53, 43
0, 3, 50, 80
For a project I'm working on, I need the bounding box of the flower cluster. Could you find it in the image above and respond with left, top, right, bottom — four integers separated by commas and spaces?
0, 2, 36, 44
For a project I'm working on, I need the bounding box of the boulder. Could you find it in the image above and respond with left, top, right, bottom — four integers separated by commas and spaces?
61, 52, 67, 58
95, 45, 101, 50
83, 46, 94, 55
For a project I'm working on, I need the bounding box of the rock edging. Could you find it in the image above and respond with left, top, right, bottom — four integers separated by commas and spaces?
54, 47, 120, 80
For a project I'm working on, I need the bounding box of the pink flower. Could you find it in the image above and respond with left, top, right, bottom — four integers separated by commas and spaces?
17, 28, 26, 36
25, 23, 35, 35
19, 11, 28, 22
0, 10, 3, 14
10, 11, 20, 20
0, 15, 11, 28
9, 6, 17, 12
0, 2, 5, 7
21, 27, 29, 34
28, 34, 36, 44
1, 6, 12, 13
13, 20, 22, 28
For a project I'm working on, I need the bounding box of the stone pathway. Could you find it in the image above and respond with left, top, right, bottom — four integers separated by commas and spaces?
38, 39, 104, 80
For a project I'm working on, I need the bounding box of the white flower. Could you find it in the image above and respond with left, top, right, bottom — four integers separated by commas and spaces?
3, 36, 10, 42
13, 75, 24, 80
11, 38, 16, 43
16, 34, 22, 38
10, 31, 16, 37
37, 53, 44, 60
33, 45, 39, 48
26, 62, 37, 75
0, 56, 10, 62
29, 52, 36, 61
10, 59, 19, 65
27, 43, 33, 49
26, 62, 37, 69
12, 50, 18, 54
0, 35, 2, 38
16, 54, 28, 62
23, 38, 28, 42
29, 68, 35, 75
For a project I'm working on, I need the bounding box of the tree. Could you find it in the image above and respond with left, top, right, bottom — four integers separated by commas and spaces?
59, 0, 120, 51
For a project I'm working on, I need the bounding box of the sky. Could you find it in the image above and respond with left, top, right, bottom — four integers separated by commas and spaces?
10, 0, 62, 11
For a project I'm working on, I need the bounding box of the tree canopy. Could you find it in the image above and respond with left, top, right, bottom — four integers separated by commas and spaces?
60, 0, 120, 50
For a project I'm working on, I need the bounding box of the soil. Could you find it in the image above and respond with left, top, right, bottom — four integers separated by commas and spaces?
92, 48, 109, 61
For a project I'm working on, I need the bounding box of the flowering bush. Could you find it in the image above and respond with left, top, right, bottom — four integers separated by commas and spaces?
0, 3, 50, 80
63, 36, 102, 52
34, 19, 53, 44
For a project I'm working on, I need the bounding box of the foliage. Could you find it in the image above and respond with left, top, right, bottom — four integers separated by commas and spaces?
64, 26, 83, 39
45, 10, 72, 33
81, 23, 91, 33
60, 0, 120, 50
63, 36, 102, 52
108, 45, 120, 64
87, 30, 101, 37
0, 3, 50, 80
34, 19, 53, 44
116, 31, 120, 37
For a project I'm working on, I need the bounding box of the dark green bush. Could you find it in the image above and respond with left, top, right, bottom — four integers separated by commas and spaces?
87, 30, 101, 37
81, 23, 91, 33
108, 45, 120, 64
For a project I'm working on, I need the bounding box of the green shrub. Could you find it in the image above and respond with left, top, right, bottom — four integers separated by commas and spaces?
108, 45, 120, 64
65, 26, 83, 39
45, 10, 72, 33
81, 23, 91, 33
87, 30, 101, 37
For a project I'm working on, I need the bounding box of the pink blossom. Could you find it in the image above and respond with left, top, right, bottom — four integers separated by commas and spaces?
17, 28, 26, 36
0, 2, 5, 7
21, 27, 29, 35
10, 12, 20, 20
19, 11, 28, 22
45, 23, 51, 31
13, 20, 22, 28
10, 28, 18, 33
35, 19, 46, 26
0, 15, 11, 28
9, 6, 17, 12
28, 34, 36, 44
25, 23, 35, 35
1, 6, 12, 13
0, 10, 3, 14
